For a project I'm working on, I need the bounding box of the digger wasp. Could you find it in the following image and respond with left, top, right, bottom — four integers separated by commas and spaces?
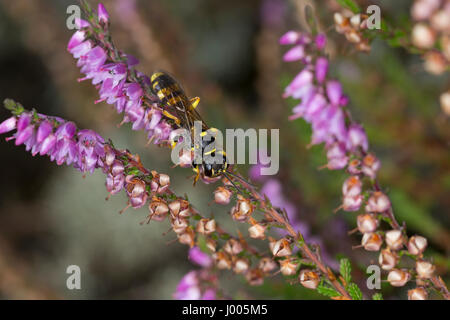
149, 71, 248, 191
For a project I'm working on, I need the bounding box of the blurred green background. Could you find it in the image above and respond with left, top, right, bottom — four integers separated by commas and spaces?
0, 0, 448, 299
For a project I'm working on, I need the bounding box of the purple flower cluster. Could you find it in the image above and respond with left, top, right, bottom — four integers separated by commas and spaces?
174, 270, 217, 300
0, 112, 104, 173
280, 31, 369, 171
67, 3, 172, 145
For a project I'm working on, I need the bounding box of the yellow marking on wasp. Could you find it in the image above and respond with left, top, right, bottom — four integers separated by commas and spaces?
190, 97, 200, 109
151, 72, 164, 83
204, 148, 217, 155
163, 110, 181, 124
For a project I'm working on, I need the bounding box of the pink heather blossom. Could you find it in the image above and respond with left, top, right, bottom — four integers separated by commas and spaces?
189, 247, 213, 268
97, 3, 109, 23
283, 45, 305, 61
67, 8, 173, 145
315, 33, 327, 50
174, 270, 217, 300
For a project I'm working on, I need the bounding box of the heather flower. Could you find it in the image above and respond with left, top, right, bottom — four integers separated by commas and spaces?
0, 116, 16, 134
189, 247, 212, 268
174, 270, 217, 300
408, 235, 428, 255
299, 269, 320, 289
97, 3, 109, 23
387, 269, 411, 287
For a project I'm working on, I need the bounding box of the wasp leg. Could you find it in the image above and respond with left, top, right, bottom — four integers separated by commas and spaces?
190, 97, 200, 109
193, 166, 200, 186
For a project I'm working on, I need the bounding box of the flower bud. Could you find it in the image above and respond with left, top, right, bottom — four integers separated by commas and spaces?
342, 195, 363, 212
224, 239, 243, 255
347, 159, 361, 175
408, 287, 428, 300
269, 238, 292, 257
361, 232, 383, 251
441, 91, 450, 116
387, 269, 410, 287
424, 51, 448, 75
171, 217, 188, 234
259, 257, 277, 273
206, 238, 217, 252
245, 268, 264, 286
378, 248, 398, 271
408, 235, 428, 255
299, 269, 320, 289
346, 30, 362, 43
214, 187, 232, 205
365, 191, 391, 213
412, 23, 436, 49
357, 213, 379, 233
416, 260, 435, 279
342, 176, 362, 197
213, 252, 232, 269
98, 3, 109, 23
159, 174, 170, 187
178, 228, 195, 247
196, 218, 216, 235
362, 153, 380, 179
148, 197, 169, 221
233, 258, 250, 274
350, 14, 361, 29
279, 258, 298, 276
385, 230, 404, 250
248, 223, 266, 240
431, 10, 450, 33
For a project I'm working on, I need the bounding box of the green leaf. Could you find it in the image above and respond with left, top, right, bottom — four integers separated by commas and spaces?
348, 283, 363, 300
336, 0, 361, 13
372, 293, 383, 300
339, 258, 352, 285
317, 281, 341, 298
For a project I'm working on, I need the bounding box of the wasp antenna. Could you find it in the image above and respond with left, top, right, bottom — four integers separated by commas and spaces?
222, 172, 246, 197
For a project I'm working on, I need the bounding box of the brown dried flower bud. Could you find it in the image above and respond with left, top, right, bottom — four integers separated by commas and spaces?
408, 287, 428, 300
412, 23, 436, 49
408, 235, 428, 255
169, 199, 191, 219
178, 227, 195, 247
224, 239, 243, 255
213, 252, 232, 270
346, 30, 362, 43
357, 213, 379, 234
279, 258, 299, 276
342, 176, 362, 197
214, 187, 232, 205
361, 232, 383, 251
245, 268, 264, 286
431, 10, 450, 32
299, 269, 320, 290
248, 223, 266, 240
387, 269, 410, 287
171, 217, 189, 234
259, 257, 277, 273
424, 51, 448, 75
269, 238, 292, 257
385, 230, 405, 250
233, 258, 250, 274
416, 260, 435, 279
440, 90, 450, 116
206, 238, 217, 252
196, 218, 216, 235
378, 248, 398, 271
148, 197, 169, 222
350, 14, 361, 29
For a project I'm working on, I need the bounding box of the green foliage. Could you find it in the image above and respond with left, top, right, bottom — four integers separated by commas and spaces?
339, 258, 352, 285
317, 281, 340, 298
348, 283, 363, 300
336, 0, 361, 14
372, 293, 383, 300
